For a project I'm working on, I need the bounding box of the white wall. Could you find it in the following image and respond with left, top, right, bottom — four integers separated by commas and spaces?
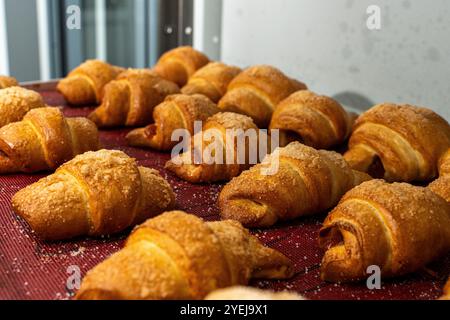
221, 0, 450, 119
0, 0, 9, 75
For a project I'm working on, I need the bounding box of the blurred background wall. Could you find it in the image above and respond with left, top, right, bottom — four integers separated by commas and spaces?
0, 0, 449, 119
220, 0, 450, 118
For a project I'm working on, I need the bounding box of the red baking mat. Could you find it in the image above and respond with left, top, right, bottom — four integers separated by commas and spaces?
0, 82, 448, 300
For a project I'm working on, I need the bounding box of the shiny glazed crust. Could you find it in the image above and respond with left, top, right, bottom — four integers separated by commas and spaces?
181, 62, 241, 102
153, 46, 210, 87
270, 90, 354, 149
57, 59, 124, 106
88, 69, 180, 127
0, 107, 99, 174
126, 94, 219, 150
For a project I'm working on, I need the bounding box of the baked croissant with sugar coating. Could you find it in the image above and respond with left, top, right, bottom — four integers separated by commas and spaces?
181, 62, 241, 102
218, 65, 307, 127
165, 112, 265, 183
344, 103, 450, 182
0, 86, 46, 128
12, 149, 175, 240
57, 59, 124, 106
428, 148, 450, 202
153, 46, 209, 87
88, 69, 180, 127
0, 107, 99, 174
126, 94, 219, 150
205, 286, 304, 300
218, 142, 371, 228
319, 179, 450, 282
0, 76, 18, 89
270, 90, 354, 149
76, 211, 293, 300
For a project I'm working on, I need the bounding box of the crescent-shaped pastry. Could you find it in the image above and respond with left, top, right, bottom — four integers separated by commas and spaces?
126, 94, 219, 151
153, 46, 209, 87
218, 65, 307, 128
57, 59, 124, 106
0, 107, 99, 174
181, 62, 241, 102
76, 211, 293, 300
12, 149, 175, 240
270, 90, 355, 149
344, 103, 450, 182
88, 69, 180, 127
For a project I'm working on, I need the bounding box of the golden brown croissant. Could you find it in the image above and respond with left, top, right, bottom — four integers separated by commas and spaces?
218, 65, 307, 127
344, 103, 450, 182
181, 62, 241, 102
88, 69, 180, 128
165, 112, 263, 183
218, 142, 371, 228
57, 59, 124, 106
76, 211, 293, 300
441, 278, 450, 300
428, 149, 450, 202
126, 94, 219, 151
205, 286, 304, 300
0, 107, 99, 174
12, 149, 175, 240
319, 179, 450, 282
270, 90, 354, 149
153, 46, 209, 87
0, 86, 46, 128
0, 76, 18, 89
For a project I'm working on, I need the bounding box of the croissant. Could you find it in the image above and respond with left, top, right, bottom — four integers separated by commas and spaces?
205, 286, 304, 300
0, 107, 99, 174
88, 69, 180, 128
218, 65, 307, 127
270, 90, 354, 149
12, 149, 175, 240
57, 59, 124, 106
441, 278, 450, 300
126, 94, 219, 150
319, 179, 450, 282
0, 76, 18, 89
344, 103, 450, 182
181, 62, 241, 102
0, 86, 46, 128
153, 46, 209, 87
428, 149, 450, 202
218, 142, 371, 228
165, 112, 263, 183
76, 210, 293, 300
